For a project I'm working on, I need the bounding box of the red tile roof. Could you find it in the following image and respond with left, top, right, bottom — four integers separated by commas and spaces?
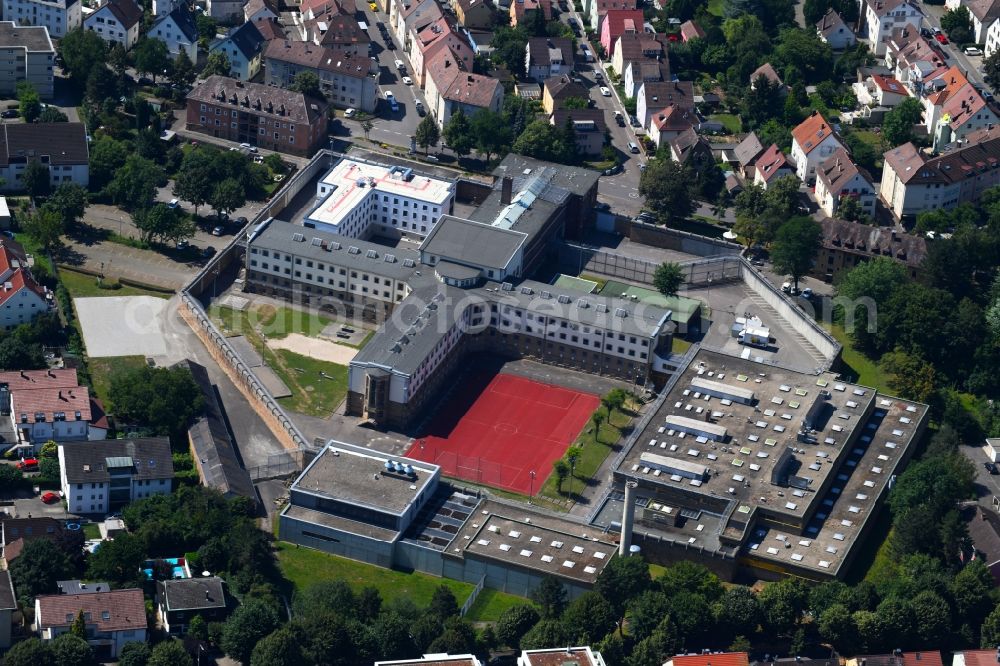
0, 368, 78, 390
11, 386, 92, 424
669, 653, 750, 666
36, 589, 147, 633
756, 143, 792, 182
680, 19, 705, 41
870, 74, 906, 94
603, 9, 644, 39
792, 111, 838, 155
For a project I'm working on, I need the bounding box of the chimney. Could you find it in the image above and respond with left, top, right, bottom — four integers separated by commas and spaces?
47, 369, 54, 377
501, 175, 513, 205
619, 480, 638, 556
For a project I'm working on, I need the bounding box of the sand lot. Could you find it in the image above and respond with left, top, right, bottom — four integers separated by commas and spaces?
75, 296, 168, 358
266, 333, 357, 365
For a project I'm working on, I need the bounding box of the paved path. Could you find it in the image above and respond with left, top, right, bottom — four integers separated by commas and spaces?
267, 333, 358, 364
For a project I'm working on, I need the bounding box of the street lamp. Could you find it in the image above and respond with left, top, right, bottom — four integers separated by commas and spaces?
528, 470, 536, 500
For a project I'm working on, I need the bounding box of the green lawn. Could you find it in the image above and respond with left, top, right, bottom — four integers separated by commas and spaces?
710, 113, 742, 133
707, 0, 724, 16
59, 269, 171, 300
82, 523, 102, 540
273, 349, 348, 416
13, 232, 53, 275
649, 563, 667, 579
672, 337, 692, 354
824, 323, 890, 390
257, 305, 334, 339
275, 542, 527, 621
88, 356, 147, 407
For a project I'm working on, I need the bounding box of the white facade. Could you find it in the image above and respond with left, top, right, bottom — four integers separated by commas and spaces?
0, 22, 54, 99
209, 34, 261, 81
149, 12, 197, 61
84, 2, 139, 50
817, 170, 877, 218
206, 0, 242, 22
34, 595, 146, 659
0, 280, 47, 331
879, 165, 959, 219
1, 162, 89, 192
791, 133, 844, 183
2, 0, 81, 38
863, 0, 922, 55
58, 447, 171, 515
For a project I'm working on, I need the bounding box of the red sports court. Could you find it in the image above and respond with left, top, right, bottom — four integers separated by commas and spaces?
406, 373, 599, 495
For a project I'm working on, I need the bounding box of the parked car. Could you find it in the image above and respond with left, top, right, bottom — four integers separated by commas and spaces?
202, 246, 217, 258
345, 108, 357, 118
415, 99, 425, 115
986, 462, 998, 475
402, 76, 413, 85
600, 86, 611, 96
801, 287, 814, 299
239, 142, 257, 152
935, 33, 948, 44
41, 491, 60, 504
15, 458, 38, 471
615, 114, 626, 127
965, 46, 983, 56
369, 1, 377, 9
0, 109, 17, 118
212, 226, 224, 236
234, 216, 248, 226
168, 198, 179, 209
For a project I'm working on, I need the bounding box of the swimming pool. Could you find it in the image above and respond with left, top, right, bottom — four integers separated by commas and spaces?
142, 557, 189, 580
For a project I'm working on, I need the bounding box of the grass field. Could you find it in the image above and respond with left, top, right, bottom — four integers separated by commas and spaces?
59, 269, 171, 300
710, 113, 742, 133
88, 356, 147, 407
275, 542, 527, 622
13, 232, 53, 276
824, 323, 889, 390
256, 304, 334, 339
82, 523, 101, 540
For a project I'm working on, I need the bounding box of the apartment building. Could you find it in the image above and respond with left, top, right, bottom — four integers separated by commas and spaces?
790, 111, 846, 184
10, 385, 107, 449
58, 438, 174, 514
635, 80, 694, 130
551, 108, 607, 155
599, 9, 643, 57
186, 76, 331, 156
922, 66, 999, 151
815, 147, 876, 219
35, 589, 146, 659
265, 41, 378, 113
148, 3, 198, 61
815, 217, 926, 280
587, 0, 635, 32
209, 21, 266, 81
753, 143, 795, 189
0, 122, 89, 191
611, 31, 667, 78
859, 0, 922, 55
83, 0, 142, 50
2, 0, 80, 38
424, 51, 503, 127
879, 126, 1000, 220
0, 21, 53, 100
0, 238, 49, 331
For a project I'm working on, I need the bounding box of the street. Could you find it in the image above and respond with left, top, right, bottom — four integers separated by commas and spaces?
920, 6, 986, 85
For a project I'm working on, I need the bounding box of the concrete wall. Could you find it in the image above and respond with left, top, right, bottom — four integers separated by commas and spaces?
631, 529, 738, 580
455, 178, 493, 206
279, 512, 396, 568
625, 221, 742, 257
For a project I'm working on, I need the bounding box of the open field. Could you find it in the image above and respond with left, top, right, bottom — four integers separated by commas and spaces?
59, 269, 172, 300
88, 356, 147, 406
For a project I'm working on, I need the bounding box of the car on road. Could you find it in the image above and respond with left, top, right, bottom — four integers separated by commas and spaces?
384, 90, 395, 101
801, 287, 814, 299
168, 198, 179, 209
627, 141, 640, 154
636, 211, 655, 223
629, 114, 641, 127
402, 76, 413, 85
615, 114, 626, 126
239, 142, 257, 152
212, 226, 224, 236
965, 46, 983, 56
935, 33, 948, 44
920, 27, 932, 38
415, 99, 425, 115
15, 459, 38, 472
345, 108, 356, 118
235, 216, 248, 226
0, 109, 17, 118
176, 239, 189, 250
41, 491, 60, 504
594, 69, 603, 81
600, 86, 611, 96
202, 246, 216, 258
394, 59, 406, 71
602, 164, 621, 175
986, 462, 998, 475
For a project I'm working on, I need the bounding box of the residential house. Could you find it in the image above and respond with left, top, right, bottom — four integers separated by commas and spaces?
0, 239, 49, 331
588, 0, 637, 33
0, 22, 54, 100
753, 143, 794, 189
945, 0, 1000, 43
635, 80, 693, 129
790, 111, 845, 184
986, 14, 1000, 57
304, 11, 371, 56
244, 0, 278, 23
525, 37, 573, 81
879, 126, 1000, 220
509, 0, 550, 28
962, 506, 1000, 583
953, 651, 1000, 666
390, 0, 437, 56
885, 26, 946, 93
209, 21, 266, 80
264, 41, 378, 112
815, 147, 876, 218
149, 3, 198, 61
679, 19, 704, 42
853, 74, 910, 107
734, 131, 766, 180
83, 0, 141, 50
2, 0, 80, 38
0, 368, 78, 406
647, 105, 695, 147
599, 9, 643, 57
669, 127, 713, 165
157, 577, 228, 634
455, 0, 494, 29
815, 217, 926, 279
848, 652, 943, 666
430, 65, 503, 127
816, 8, 855, 49
0, 571, 14, 649
59, 437, 174, 515
35, 588, 146, 659
253, 16, 285, 41
10, 385, 107, 450
551, 108, 607, 155
410, 20, 474, 88
922, 66, 998, 150
57, 580, 112, 595
664, 653, 749, 666
520, 647, 607, 666
1, 517, 64, 566
541, 74, 588, 113
622, 59, 669, 98
186, 75, 332, 156
206, 0, 243, 23
377, 656, 482, 666
860, 0, 922, 55
610, 30, 667, 77
0, 123, 89, 192
749, 62, 786, 93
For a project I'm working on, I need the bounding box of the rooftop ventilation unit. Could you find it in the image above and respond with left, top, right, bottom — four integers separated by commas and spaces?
292, 232, 304, 242
348, 246, 360, 254
557, 294, 571, 304
403, 258, 416, 267
366, 249, 378, 258
615, 308, 628, 317
500, 282, 513, 291
310, 237, 322, 246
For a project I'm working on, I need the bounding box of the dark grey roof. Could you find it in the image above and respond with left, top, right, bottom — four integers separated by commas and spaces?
182, 361, 256, 504
219, 21, 265, 61
419, 216, 527, 271
57, 580, 111, 595
0, 571, 14, 611
158, 577, 226, 612
162, 3, 198, 42
0, 123, 89, 167
734, 131, 765, 167
248, 219, 420, 281
60, 437, 174, 484
0, 22, 54, 51
103, 0, 143, 30
188, 75, 330, 130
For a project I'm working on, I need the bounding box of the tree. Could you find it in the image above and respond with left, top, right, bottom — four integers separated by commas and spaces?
415, 115, 440, 154
47, 183, 88, 226
982, 603, 1000, 647
23, 207, 63, 252
512, 120, 569, 164
133, 204, 196, 245
566, 446, 582, 481
89, 136, 130, 191
427, 616, 478, 655
882, 97, 923, 147
519, 619, 569, 650
595, 555, 651, 633
590, 411, 604, 444
22, 160, 51, 200
910, 590, 951, 646
108, 43, 128, 78
529, 576, 567, 619
639, 159, 695, 225
196, 13, 218, 41
3, 638, 52, 666
495, 604, 539, 649
562, 591, 616, 645
428, 585, 459, 622
443, 109, 474, 156
986, 48, 1000, 94
118, 642, 151, 666
134, 39, 171, 83
105, 155, 163, 211
17, 82, 40, 123
220, 600, 281, 665
38, 106, 68, 122
148, 640, 193, 666
108, 365, 205, 438
8, 539, 76, 601
628, 590, 671, 641
715, 585, 761, 638
202, 50, 232, 77
774, 28, 833, 84
50, 633, 95, 666
653, 262, 684, 298
489, 26, 529, 77
289, 70, 324, 99
209, 178, 246, 221
360, 118, 374, 141
941, 6, 973, 43
757, 577, 807, 635
86, 532, 145, 587
251, 627, 304, 666
171, 50, 196, 87
59, 28, 106, 83
835, 257, 909, 351
818, 604, 859, 656
837, 194, 866, 222
471, 109, 511, 162
770, 216, 821, 290
552, 458, 569, 492
173, 148, 216, 213
741, 74, 784, 129
85, 65, 117, 105
878, 348, 936, 403
70, 610, 87, 639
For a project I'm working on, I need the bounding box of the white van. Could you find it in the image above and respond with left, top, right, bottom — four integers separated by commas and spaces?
965, 47, 983, 56
627, 141, 640, 154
